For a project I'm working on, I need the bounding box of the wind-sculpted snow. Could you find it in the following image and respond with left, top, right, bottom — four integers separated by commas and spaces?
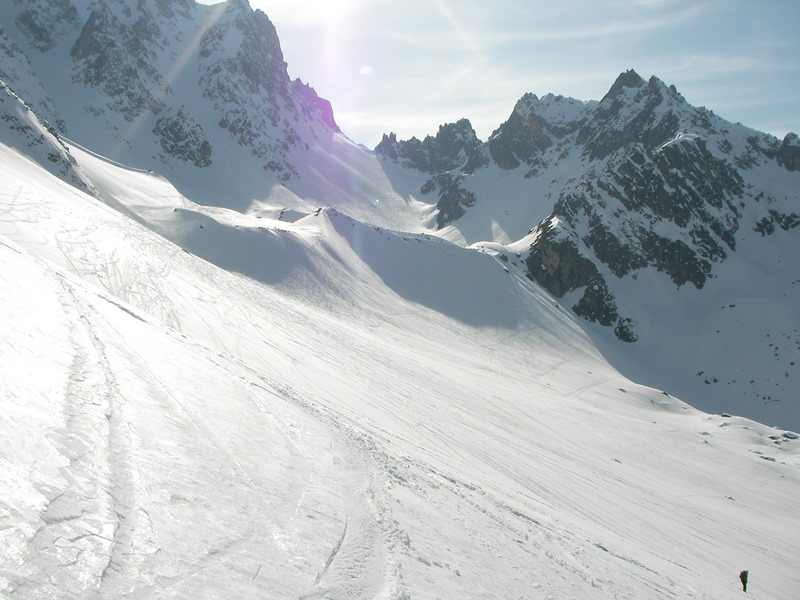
2, 128, 800, 599
316, 207, 527, 328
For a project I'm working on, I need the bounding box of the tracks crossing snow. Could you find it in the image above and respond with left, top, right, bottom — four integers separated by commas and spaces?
8, 276, 138, 598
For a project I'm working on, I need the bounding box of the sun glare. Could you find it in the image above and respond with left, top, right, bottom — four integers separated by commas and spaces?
256, 0, 359, 25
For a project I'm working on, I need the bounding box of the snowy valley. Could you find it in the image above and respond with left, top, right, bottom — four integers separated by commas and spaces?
1, 0, 799, 598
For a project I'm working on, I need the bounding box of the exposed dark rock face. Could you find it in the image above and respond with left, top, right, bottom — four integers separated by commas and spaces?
423, 172, 477, 228
70, 1, 169, 121
376, 119, 487, 227
0, 79, 96, 194
777, 133, 800, 172
523, 223, 632, 338
376, 118, 486, 174
573, 279, 618, 328
192, 0, 338, 180
151, 0, 195, 20
524, 231, 600, 299
489, 94, 555, 170
15, 0, 80, 51
525, 122, 745, 337
579, 74, 685, 162
754, 210, 800, 235
488, 93, 587, 176
292, 79, 340, 134
491, 120, 545, 170
0, 23, 67, 132
153, 107, 212, 167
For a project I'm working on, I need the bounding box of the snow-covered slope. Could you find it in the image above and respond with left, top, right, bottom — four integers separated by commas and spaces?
2, 103, 800, 600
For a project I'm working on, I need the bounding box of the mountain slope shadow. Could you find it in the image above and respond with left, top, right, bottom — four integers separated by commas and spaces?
318, 208, 523, 328
166, 208, 328, 288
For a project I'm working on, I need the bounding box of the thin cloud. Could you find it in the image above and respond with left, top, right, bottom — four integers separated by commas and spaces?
431, 0, 485, 60
484, 4, 708, 45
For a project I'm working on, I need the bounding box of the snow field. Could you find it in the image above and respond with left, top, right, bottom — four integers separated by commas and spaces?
0, 141, 799, 598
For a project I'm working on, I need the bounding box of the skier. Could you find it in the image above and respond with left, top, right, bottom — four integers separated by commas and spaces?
739, 569, 748, 592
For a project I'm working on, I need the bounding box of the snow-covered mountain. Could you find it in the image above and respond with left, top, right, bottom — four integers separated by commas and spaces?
376, 71, 800, 429
0, 0, 404, 217
377, 71, 799, 338
1, 1, 799, 597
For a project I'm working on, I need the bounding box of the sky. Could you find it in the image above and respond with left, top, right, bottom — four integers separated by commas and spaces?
200, 0, 799, 148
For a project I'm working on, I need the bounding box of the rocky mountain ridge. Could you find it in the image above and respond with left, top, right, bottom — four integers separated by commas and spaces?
0, 78, 98, 195
377, 70, 800, 343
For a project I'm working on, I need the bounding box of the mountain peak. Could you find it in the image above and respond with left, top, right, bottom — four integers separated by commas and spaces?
601, 69, 645, 102
375, 117, 485, 176
224, 0, 254, 13
516, 92, 540, 107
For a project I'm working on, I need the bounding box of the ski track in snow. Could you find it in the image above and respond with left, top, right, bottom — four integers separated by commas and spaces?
7, 276, 137, 598
0, 182, 395, 597
193, 353, 402, 600
5, 270, 402, 599
1, 141, 800, 599
105, 302, 403, 599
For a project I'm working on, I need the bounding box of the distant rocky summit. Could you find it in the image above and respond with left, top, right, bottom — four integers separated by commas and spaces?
378, 70, 799, 342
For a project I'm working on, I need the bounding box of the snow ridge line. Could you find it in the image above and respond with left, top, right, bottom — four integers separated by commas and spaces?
59, 136, 153, 175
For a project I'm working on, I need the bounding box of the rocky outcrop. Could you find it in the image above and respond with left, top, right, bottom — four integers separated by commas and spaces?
376, 118, 486, 174
14, 0, 80, 52
488, 93, 584, 172
153, 107, 212, 167
523, 223, 599, 298
376, 119, 487, 228
777, 133, 800, 172
70, 1, 169, 121
0, 78, 96, 194
488, 93, 588, 177
523, 221, 635, 341
292, 79, 340, 134
754, 210, 800, 236
421, 172, 478, 228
